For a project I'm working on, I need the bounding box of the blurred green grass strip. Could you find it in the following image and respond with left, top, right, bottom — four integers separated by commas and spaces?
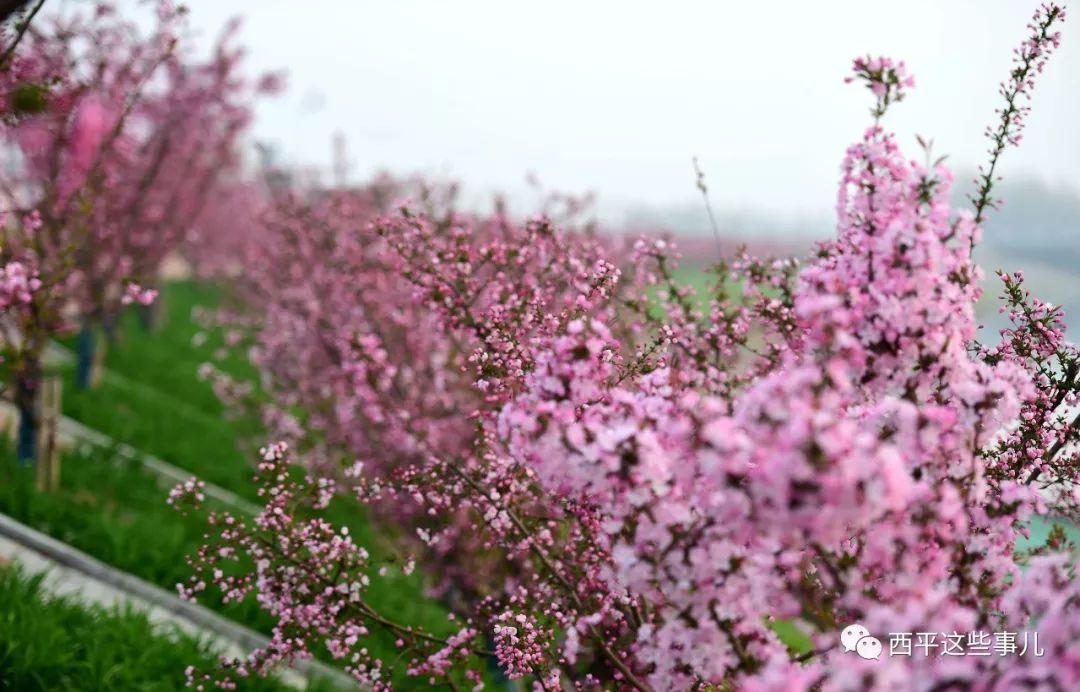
25, 281, 458, 684
0, 562, 289, 691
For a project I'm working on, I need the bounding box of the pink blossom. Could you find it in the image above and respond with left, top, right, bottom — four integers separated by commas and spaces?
121, 282, 158, 306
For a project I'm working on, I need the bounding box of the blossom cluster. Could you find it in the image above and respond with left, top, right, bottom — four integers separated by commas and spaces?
166, 477, 206, 513
0, 258, 41, 311
178, 4, 1078, 690
121, 282, 159, 306
845, 55, 916, 118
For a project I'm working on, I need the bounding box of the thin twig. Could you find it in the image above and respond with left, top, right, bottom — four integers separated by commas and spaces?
692, 156, 724, 256
970, 5, 1064, 232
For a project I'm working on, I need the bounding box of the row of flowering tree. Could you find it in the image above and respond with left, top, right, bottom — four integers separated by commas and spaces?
170, 4, 1080, 690
0, 1, 276, 461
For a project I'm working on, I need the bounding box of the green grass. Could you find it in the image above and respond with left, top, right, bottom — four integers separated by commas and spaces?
67, 283, 260, 410
768, 618, 814, 657
58, 283, 264, 499
0, 443, 273, 633
0, 442, 460, 687
33, 281, 460, 686
1017, 515, 1080, 552
642, 265, 730, 317
0, 563, 288, 691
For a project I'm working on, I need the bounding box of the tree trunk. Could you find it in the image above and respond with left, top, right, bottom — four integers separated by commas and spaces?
0, 1, 32, 25
35, 375, 61, 491
138, 298, 160, 332
14, 360, 40, 466
75, 323, 95, 389
102, 311, 118, 344
89, 330, 106, 388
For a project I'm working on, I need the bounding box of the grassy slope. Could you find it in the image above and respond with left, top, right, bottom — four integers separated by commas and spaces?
0, 444, 272, 632
20, 282, 457, 686
0, 564, 289, 691
60, 282, 265, 499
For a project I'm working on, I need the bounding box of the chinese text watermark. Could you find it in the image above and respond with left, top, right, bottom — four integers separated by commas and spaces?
840, 624, 1043, 661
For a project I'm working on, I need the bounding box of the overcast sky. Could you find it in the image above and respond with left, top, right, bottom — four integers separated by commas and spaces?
116, 0, 1079, 224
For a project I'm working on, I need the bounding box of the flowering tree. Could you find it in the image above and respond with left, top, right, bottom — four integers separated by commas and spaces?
0, 1, 271, 459
178, 4, 1078, 690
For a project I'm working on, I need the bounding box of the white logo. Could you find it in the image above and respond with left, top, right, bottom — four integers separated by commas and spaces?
841, 623, 882, 660
841, 623, 869, 653
856, 635, 883, 660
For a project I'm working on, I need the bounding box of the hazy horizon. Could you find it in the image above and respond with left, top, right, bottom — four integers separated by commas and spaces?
112, 0, 1079, 223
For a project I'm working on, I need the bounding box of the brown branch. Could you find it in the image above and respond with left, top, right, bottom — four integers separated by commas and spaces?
1026, 410, 1080, 485
0, 0, 31, 24
0, 0, 44, 65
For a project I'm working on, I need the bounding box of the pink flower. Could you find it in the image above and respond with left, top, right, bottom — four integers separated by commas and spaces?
121, 282, 158, 306
69, 95, 109, 175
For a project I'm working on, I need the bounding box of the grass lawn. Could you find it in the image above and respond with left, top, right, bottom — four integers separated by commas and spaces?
58, 282, 265, 499
0, 563, 292, 691
0, 441, 460, 687
6, 281, 461, 686
0, 442, 273, 633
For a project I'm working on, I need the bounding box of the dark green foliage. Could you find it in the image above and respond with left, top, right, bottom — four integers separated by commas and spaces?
8, 82, 48, 114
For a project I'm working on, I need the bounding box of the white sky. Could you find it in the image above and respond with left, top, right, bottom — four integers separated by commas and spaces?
122, 0, 1080, 223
